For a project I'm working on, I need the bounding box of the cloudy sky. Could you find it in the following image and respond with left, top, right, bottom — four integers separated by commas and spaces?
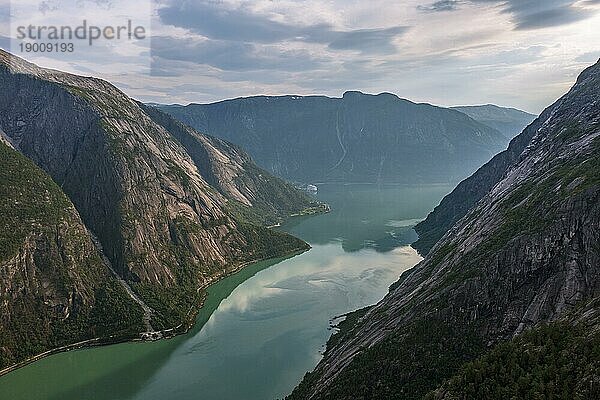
1, 0, 599, 113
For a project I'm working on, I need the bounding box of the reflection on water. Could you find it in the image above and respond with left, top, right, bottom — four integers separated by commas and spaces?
131, 244, 421, 400
0, 183, 452, 400
285, 184, 448, 252
0, 256, 292, 400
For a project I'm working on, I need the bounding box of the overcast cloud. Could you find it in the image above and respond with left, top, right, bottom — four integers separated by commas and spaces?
0, 0, 599, 112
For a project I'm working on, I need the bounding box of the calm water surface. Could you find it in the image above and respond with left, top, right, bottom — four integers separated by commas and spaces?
0, 184, 452, 400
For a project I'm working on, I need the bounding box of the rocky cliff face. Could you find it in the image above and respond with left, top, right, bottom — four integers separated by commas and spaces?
288, 61, 600, 400
412, 110, 546, 255
159, 92, 508, 184
141, 103, 320, 226
0, 50, 312, 332
0, 142, 143, 368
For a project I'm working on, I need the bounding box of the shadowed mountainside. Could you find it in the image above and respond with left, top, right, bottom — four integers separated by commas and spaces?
158, 92, 510, 184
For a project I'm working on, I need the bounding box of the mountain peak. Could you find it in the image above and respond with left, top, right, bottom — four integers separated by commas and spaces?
342, 90, 365, 97
159, 90, 509, 184
342, 90, 400, 100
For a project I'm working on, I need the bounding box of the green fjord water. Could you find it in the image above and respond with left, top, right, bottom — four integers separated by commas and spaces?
0, 184, 452, 400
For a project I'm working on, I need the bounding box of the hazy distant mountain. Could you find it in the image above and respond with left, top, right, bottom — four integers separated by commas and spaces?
157, 92, 509, 184
288, 60, 600, 400
452, 104, 536, 140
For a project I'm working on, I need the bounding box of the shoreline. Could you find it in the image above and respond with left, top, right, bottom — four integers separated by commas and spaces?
174, 244, 311, 337
0, 245, 310, 378
307, 181, 459, 187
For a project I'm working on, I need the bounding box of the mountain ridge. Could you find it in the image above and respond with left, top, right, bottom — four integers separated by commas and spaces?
157, 92, 514, 185
451, 104, 536, 140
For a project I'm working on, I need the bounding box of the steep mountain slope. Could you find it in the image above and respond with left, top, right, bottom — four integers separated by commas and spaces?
141, 104, 323, 226
427, 300, 600, 400
0, 141, 144, 369
288, 61, 600, 399
452, 104, 536, 141
0, 50, 312, 332
412, 111, 546, 255
158, 92, 507, 184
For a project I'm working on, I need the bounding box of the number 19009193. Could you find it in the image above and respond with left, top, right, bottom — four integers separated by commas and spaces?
19, 42, 74, 53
